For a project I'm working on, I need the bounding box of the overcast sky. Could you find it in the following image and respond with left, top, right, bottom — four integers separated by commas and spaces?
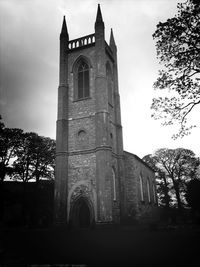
1, 0, 200, 158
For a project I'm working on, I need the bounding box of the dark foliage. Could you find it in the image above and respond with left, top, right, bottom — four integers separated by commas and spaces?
0, 116, 23, 182
13, 132, 55, 183
0, 116, 56, 183
2, 181, 54, 227
143, 148, 199, 209
0, 115, 56, 224
186, 179, 200, 211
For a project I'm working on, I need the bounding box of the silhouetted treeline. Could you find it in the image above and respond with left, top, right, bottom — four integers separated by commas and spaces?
0, 115, 56, 183
0, 115, 56, 225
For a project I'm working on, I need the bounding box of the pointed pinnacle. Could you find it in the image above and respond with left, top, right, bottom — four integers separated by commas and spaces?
95, 4, 103, 23
110, 28, 116, 47
60, 16, 69, 39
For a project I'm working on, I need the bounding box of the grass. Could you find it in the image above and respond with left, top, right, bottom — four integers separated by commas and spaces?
1, 224, 200, 267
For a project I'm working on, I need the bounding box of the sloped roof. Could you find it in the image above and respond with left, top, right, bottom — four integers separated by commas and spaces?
124, 151, 155, 173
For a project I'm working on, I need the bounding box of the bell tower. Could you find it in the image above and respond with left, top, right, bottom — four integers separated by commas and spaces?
54, 5, 125, 226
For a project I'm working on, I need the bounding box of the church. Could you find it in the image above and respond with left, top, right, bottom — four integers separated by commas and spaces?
54, 4, 157, 227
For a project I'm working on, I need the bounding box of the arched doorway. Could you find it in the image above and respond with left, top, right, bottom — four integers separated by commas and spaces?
70, 196, 93, 228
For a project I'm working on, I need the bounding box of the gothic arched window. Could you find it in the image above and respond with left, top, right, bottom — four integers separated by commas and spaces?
77, 61, 90, 99
139, 175, 144, 202
112, 168, 116, 201
147, 178, 151, 203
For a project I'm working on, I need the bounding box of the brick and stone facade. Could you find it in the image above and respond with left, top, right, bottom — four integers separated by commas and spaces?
54, 5, 157, 227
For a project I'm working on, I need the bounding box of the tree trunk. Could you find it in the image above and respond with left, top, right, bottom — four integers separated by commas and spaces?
174, 184, 182, 211
25, 160, 29, 182
162, 173, 170, 208
172, 178, 182, 211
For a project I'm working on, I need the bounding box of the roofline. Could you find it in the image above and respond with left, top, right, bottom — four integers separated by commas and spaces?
124, 151, 155, 173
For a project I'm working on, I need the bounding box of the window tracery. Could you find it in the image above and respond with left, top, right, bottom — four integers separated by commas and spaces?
77, 61, 89, 99
73, 58, 90, 100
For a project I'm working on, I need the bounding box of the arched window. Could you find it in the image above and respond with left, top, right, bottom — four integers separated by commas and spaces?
147, 178, 151, 203
112, 168, 116, 201
76, 61, 90, 100
78, 129, 86, 141
139, 175, 144, 201
152, 183, 157, 203
76, 129, 88, 150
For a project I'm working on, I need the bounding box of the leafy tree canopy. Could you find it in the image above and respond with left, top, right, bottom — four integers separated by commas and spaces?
13, 132, 56, 183
143, 148, 199, 209
0, 116, 24, 181
152, 0, 200, 138
0, 116, 56, 183
143, 154, 171, 208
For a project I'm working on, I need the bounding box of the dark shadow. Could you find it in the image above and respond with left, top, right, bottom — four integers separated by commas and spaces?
70, 196, 92, 228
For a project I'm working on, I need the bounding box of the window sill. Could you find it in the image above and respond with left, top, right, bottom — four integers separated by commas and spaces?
73, 96, 91, 102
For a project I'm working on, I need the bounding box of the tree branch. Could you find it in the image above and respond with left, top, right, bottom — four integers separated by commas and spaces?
181, 99, 200, 122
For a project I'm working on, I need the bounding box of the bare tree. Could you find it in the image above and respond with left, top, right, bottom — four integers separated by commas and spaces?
152, 0, 200, 138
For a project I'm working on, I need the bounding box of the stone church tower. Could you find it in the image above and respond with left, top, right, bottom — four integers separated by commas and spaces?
54, 5, 157, 227
54, 5, 125, 226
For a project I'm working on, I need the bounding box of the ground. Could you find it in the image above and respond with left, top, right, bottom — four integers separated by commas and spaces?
1, 224, 200, 267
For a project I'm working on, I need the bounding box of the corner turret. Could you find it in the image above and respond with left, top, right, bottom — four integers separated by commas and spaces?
54, 15, 69, 224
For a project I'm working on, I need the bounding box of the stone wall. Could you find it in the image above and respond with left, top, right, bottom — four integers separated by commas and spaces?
124, 151, 158, 223
67, 153, 97, 221
66, 41, 120, 223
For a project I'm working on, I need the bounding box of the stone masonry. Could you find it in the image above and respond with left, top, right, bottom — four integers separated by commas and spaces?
54, 5, 157, 227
